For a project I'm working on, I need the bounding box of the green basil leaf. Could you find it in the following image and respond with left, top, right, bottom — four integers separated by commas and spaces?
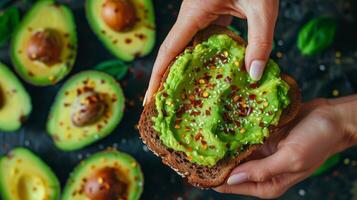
94, 60, 129, 80
312, 153, 341, 176
297, 16, 337, 56
0, 7, 20, 46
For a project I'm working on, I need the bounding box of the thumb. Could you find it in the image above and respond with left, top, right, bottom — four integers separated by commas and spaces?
226, 145, 304, 185
244, 2, 278, 81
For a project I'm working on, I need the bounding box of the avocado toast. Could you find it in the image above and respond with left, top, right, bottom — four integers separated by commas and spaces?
138, 25, 301, 188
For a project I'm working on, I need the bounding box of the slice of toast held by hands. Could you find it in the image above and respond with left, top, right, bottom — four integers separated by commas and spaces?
139, 25, 301, 188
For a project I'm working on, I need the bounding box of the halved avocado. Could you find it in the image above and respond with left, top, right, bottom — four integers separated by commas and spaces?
11, 0, 77, 86
0, 63, 31, 132
85, 0, 156, 61
47, 71, 125, 151
0, 147, 60, 200
62, 150, 143, 200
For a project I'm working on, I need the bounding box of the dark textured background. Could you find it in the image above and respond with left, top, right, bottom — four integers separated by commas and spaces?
1, 0, 357, 199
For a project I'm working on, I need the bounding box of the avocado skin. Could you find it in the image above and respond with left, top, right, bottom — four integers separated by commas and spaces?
85, 0, 156, 61
62, 150, 143, 200
0, 148, 60, 200
10, 0, 77, 86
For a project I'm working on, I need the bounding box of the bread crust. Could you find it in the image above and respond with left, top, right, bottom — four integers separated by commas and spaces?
138, 25, 301, 188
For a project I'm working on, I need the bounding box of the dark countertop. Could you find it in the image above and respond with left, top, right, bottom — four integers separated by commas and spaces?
1, 0, 357, 199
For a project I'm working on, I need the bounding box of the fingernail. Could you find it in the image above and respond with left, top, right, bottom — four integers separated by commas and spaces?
249, 60, 265, 81
142, 91, 148, 107
227, 172, 248, 185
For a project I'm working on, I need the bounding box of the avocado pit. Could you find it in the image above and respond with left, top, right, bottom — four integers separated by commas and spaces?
101, 0, 137, 32
27, 28, 63, 66
71, 91, 105, 127
84, 167, 128, 200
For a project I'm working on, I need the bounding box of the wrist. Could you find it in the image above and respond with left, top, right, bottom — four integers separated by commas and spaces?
330, 99, 357, 149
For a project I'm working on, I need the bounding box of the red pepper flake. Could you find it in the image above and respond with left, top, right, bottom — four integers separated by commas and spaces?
216, 74, 223, 79
234, 121, 241, 127
249, 83, 259, 89
259, 122, 265, 127
231, 85, 239, 91
189, 95, 195, 101
205, 110, 211, 115
201, 140, 207, 145
162, 92, 168, 98
223, 112, 233, 123
194, 133, 202, 141
191, 110, 201, 116
249, 94, 257, 100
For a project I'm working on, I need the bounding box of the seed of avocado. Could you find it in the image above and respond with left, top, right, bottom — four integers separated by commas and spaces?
0, 148, 60, 200
47, 71, 125, 151
11, 0, 77, 86
62, 150, 143, 200
85, 0, 156, 61
71, 91, 106, 127
0, 63, 32, 132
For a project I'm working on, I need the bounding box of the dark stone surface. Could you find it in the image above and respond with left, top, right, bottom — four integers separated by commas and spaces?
0, 0, 356, 199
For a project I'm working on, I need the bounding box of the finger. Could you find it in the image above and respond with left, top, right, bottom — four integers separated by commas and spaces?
214, 161, 322, 198
244, 0, 279, 80
144, 2, 217, 105
226, 145, 308, 185
212, 15, 233, 26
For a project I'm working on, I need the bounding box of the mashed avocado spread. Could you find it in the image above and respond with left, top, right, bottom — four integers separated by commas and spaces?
153, 34, 290, 167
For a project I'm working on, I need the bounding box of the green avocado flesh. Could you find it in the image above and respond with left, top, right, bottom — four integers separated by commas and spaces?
47, 71, 124, 151
85, 0, 155, 61
62, 150, 143, 200
11, 0, 77, 86
153, 34, 290, 167
0, 148, 60, 200
0, 63, 32, 132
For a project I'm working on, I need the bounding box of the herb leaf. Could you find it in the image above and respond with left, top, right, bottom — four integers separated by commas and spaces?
94, 60, 129, 80
297, 16, 337, 56
0, 7, 20, 46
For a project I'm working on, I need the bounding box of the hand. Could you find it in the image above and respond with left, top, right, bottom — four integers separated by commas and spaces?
214, 96, 357, 199
144, 0, 279, 105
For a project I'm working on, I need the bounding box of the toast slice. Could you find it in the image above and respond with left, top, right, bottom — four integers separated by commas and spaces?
138, 25, 301, 188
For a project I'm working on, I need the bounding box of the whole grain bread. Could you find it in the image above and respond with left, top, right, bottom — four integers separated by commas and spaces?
138, 25, 301, 188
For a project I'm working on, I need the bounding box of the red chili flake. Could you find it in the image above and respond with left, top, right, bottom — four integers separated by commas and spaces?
205, 110, 211, 115
216, 74, 223, 79
249, 83, 259, 89
175, 118, 182, 124
224, 76, 232, 83
231, 85, 239, 91
201, 140, 207, 145
162, 92, 168, 98
194, 133, 202, 141
259, 122, 265, 127
185, 126, 190, 131
191, 111, 201, 116
189, 95, 195, 101
234, 121, 241, 127
249, 94, 257, 100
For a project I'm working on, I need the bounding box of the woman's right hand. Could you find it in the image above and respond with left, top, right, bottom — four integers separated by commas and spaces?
214, 95, 357, 198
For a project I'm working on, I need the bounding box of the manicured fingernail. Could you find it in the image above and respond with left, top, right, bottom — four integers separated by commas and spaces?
249, 60, 265, 81
227, 173, 248, 185
142, 91, 148, 106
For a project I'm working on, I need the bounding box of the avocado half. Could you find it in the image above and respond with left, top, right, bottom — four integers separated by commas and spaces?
62, 150, 143, 200
11, 0, 77, 86
85, 0, 156, 61
0, 63, 32, 132
0, 148, 60, 200
47, 71, 125, 151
